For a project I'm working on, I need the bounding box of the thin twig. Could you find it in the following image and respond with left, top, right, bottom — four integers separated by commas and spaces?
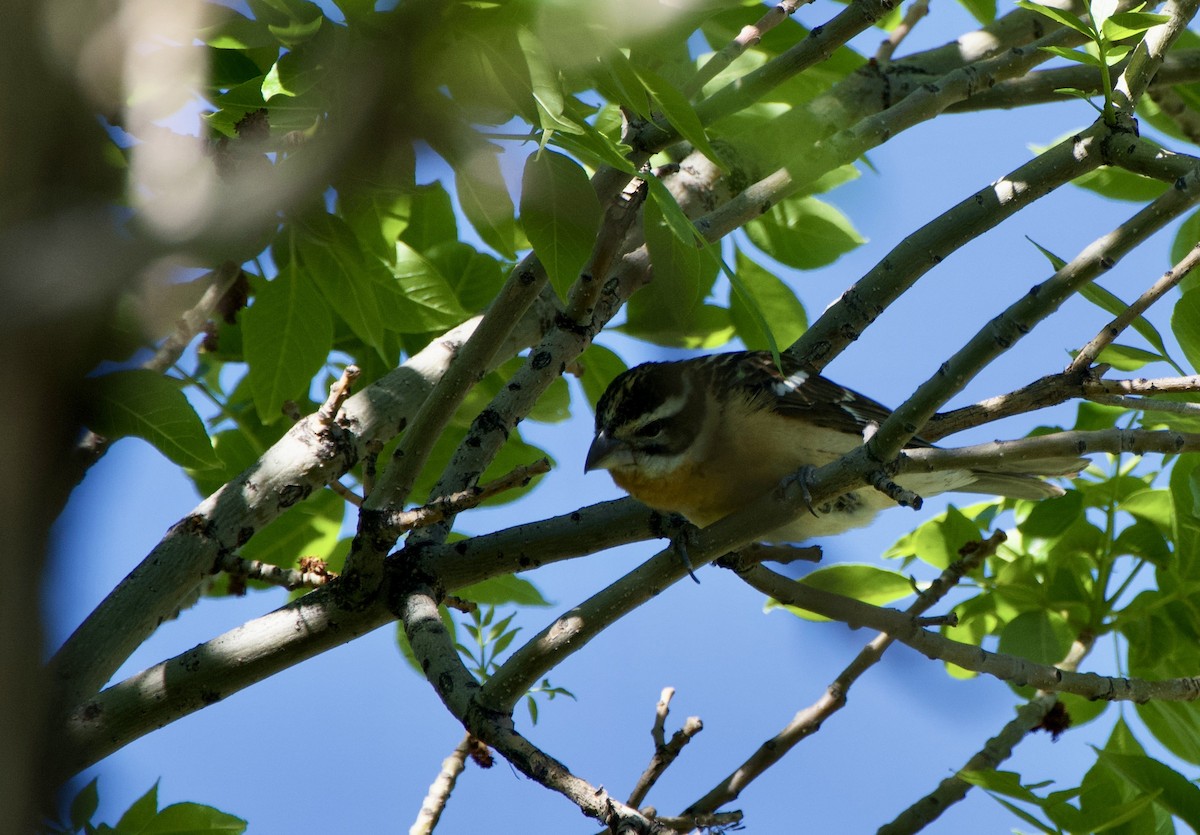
627, 688, 703, 809
409, 733, 472, 835
217, 553, 335, 591
315, 364, 360, 428
1087, 394, 1200, 416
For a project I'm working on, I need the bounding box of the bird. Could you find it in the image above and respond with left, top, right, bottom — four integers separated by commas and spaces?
584, 351, 1085, 543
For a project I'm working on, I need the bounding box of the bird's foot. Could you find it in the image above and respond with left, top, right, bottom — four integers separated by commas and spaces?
782, 465, 821, 518
652, 512, 702, 584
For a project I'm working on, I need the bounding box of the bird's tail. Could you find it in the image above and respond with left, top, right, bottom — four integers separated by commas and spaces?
960, 457, 1088, 501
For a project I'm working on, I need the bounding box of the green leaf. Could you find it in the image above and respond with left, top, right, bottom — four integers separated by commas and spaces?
1073, 166, 1168, 202
745, 195, 865, 270
1079, 280, 1177, 367
624, 197, 728, 348
729, 251, 807, 352
397, 184, 459, 254
1015, 0, 1094, 37
769, 564, 914, 621
243, 264, 334, 424
998, 610, 1074, 666
1018, 490, 1084, 539
1092, 343, 1166, 371
885, 505, 983, 569
1026, 236, 1068, 270
292, 215, 390, 358
454, 574, 552, 606
454, 148, 517, 259
1171, 287, 1200, 373
1039, 45, 1103, 67
1136, 699, 1200, 765
115, 783, 160, 832
1097, 749, 1200, 828
424, 242, 505, 314
520, 150, 602, 297
633, 66, 724, 167
234, 488, 344, 573
517, 27, 582, 134
1102, 11, 1171, 40
960, 0, 997, 24
386, 242, 471, 331
70, 778, 100, 830
1172, 211, 1200, 292
578, 343, 628, 408
83, 370, 220, 470
140, 802, 247, 833
594, 49, 652, 119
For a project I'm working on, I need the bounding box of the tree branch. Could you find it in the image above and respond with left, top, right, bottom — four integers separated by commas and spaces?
686, 532, 1001, 815
409, 732, 473, 835
878, 635, 1094, 834
627, 688, 703, 809
735, 563, 1200, 702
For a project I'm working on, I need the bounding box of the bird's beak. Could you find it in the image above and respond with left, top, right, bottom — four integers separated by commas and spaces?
584, 431, 633, 473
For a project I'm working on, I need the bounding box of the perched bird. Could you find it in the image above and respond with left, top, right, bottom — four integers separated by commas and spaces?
584, 351, 1084, 543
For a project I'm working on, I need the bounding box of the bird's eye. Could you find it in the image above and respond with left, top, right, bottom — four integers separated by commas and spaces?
635, 420, 665, 439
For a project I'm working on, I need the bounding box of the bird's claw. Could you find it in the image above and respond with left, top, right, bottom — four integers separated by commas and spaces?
653, 512, 702, 584
784, 465, 821, 518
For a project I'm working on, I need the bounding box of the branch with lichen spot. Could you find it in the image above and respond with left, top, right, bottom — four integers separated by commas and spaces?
1112, 0, 1200, 117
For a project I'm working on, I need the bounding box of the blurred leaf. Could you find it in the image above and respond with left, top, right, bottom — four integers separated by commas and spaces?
454, 148, 517, 259
1014, 2, 1093, 37
517, 27, 582, 134
745, 195, 865, 270
1136, 700, 1200, 766
455, 574, 552, 606
140, 802, 247, 833
960, 0, 997, 24
1039, 45, 1102, 67
115, 783, 160, 832
70, 778, 99, 831
520, 150, 602, 297
397, 184, 459, 254
83, 370, 219, 470
424, 242, 505, 314
243, 264, 334, 423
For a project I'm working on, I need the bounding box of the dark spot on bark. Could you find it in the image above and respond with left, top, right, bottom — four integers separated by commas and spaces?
454, 541, 468, 554
81, 702, 101, 721
236, 526, 255, 547
518, 269, 536, 286
200, 689, 222, 706
570, 511, 581, 522
531, 350, 552, 370
278, 483, 311, 508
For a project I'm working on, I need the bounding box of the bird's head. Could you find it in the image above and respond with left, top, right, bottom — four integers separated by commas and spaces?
584, 361, 705, 481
